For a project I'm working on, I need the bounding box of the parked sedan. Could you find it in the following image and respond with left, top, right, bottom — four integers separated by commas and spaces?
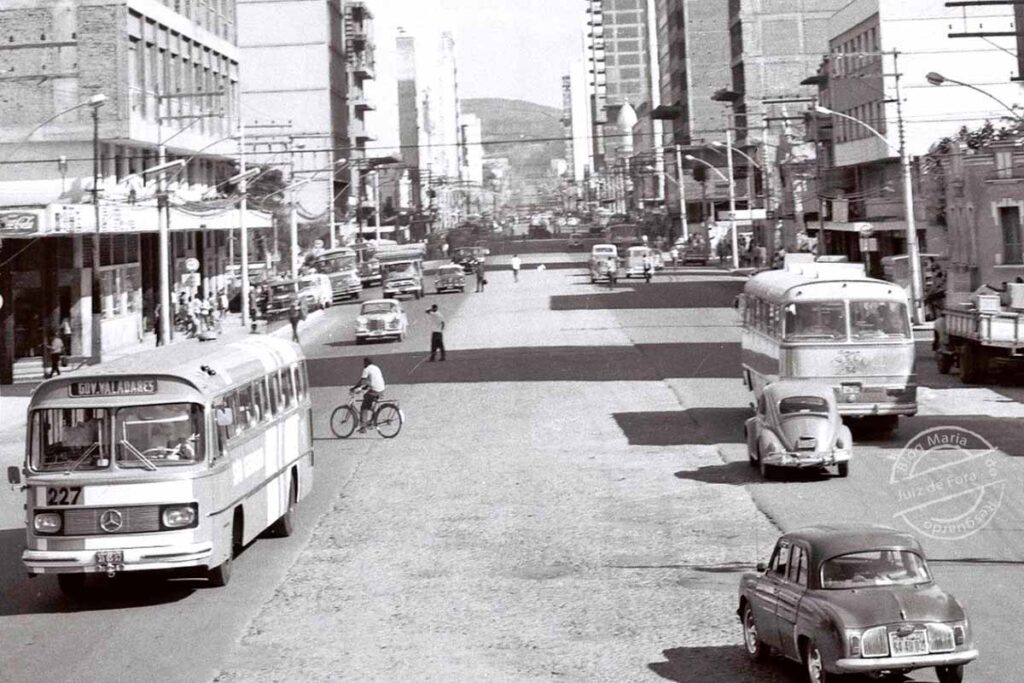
745, 381, 852, 479
434, 264, 466, 293
738, 526, 977, 683
355, 299, 408, 344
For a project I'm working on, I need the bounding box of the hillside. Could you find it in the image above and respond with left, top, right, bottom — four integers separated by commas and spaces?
461, 98, 565, 179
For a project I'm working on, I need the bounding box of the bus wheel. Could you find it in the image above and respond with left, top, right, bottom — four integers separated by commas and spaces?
269, 476, 296, 538
58, 573, 87, 598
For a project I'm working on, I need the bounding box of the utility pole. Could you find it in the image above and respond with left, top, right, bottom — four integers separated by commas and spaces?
726, 123, 739, 270
893, 51, 925, 324
328, 148, 337, 249
373, 169, 382, 242
675, 144, 688, 241
239, 120, 251, 330
90, 104, 103, 363
156, 143, 171, 345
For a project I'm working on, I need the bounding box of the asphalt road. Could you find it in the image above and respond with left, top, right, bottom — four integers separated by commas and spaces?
1, 261, 1021, 682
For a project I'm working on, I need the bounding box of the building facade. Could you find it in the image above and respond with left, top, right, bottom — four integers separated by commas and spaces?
813, 0, 1019, 274
0, 0, 266, 384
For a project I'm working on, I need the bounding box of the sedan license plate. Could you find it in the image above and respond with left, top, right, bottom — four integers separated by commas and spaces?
889, 629, 928, 656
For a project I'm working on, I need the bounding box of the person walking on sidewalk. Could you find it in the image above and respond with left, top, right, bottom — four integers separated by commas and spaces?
642, 253, 653, 284
511, 254, 522, 283
426, 304, 446, 361
288, 299, 303, 344
475, 261, 486, 292
47, 329, 64, 378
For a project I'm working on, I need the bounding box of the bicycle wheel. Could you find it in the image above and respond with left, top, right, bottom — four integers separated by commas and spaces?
374, 403, 403, 439
330, 405, 358, 438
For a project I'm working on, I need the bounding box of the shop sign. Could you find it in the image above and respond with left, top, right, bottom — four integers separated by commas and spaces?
0, 211, 41, 236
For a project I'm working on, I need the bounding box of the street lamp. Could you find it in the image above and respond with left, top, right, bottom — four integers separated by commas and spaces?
925, 72, 1021, 121
815, 104, 924, 323
686, 154, 738, 269
709, 141, 761, 169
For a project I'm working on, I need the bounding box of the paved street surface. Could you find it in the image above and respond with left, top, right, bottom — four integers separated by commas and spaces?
1, 254, 1022, 682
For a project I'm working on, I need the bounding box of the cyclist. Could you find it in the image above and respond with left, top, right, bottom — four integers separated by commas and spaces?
350, 357, 386, 433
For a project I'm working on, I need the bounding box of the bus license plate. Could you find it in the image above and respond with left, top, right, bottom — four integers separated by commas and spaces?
95, 551, 123, 566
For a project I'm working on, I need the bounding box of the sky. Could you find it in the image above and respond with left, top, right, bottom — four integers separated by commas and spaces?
367, 0, 583, 153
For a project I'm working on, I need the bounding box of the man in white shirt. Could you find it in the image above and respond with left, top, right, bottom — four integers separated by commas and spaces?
426, 304, 446, 361
351, 357, 386, 432
510, 254, 522, 283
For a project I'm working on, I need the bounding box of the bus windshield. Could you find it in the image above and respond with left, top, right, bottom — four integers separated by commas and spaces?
31, 408, 111, 472
315, 254, 356, 273
849, 301, 910, 339
114, 403, 205, 468
784, 302, 847, 341
384, 262, 417, 277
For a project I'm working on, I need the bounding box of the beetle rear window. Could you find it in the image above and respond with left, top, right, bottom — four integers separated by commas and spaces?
779, 397, 829, 415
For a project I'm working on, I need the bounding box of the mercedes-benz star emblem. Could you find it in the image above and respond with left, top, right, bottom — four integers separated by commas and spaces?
99, 509, 123, 533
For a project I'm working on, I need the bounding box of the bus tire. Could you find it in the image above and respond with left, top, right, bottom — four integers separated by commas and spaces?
209, 510, 243, 587
58, 573, 87, 598
269, 475, 297, 538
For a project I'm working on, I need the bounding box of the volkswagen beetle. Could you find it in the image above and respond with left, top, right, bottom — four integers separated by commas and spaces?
738, 525, 977, 683
745, 381, 852, 479
355, 299, 408, 344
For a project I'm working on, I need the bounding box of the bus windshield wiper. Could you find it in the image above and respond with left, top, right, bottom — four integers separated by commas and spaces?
64, 443, 99, 475
119, 439, 158, 471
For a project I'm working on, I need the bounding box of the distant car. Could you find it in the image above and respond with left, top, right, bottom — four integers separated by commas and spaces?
675, 237, 711, 265
263, 279, 307, 320
434, 264, 466, 293
355, 299, 408, 344
589, 244, 620, 283
452, 246, 487, 273
744, 381, 852, 479
624, 246, 657, 278
381, 259, 424, 300
298, 273, 333, 310
738, 526, 977, 683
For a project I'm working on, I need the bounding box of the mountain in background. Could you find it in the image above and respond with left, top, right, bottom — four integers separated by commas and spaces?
461, 98, 565, 201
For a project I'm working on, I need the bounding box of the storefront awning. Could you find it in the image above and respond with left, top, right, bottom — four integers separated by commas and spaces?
0, 203, 273, 239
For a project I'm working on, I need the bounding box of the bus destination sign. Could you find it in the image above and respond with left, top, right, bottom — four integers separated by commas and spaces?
69, 379, 158, 397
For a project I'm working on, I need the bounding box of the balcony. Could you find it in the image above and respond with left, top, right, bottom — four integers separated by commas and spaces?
350, 93, 375, 112
986, 167, 1024, 183
349, 120, 375, 143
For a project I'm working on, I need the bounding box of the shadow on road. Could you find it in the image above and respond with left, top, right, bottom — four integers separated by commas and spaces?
674, 461, 835, 487
648, 644, 804, 682
551, 281, 743, 310
613, 408, 751, 446
853, 415, 1024, 457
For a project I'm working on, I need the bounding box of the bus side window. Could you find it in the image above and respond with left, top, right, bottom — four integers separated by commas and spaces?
213, 397, 232, 457
295, 362, 308, 401
768, 305, 779, 337
238, 385, 257, 428
754, 298, 764, 332
281, 368, 295, 409
268, 373, 281, 417
252, 379, 268, 423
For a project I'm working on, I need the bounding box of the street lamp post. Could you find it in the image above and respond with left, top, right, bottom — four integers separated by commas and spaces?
89, 96, 107, 363
815, 104, 924, 323
685, 153, 736, 267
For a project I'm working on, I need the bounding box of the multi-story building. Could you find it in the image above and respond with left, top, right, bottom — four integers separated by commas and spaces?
460, 114, 483, 187
812, 0, 1019, 275
396, 30, 422, 210
238, 0, 375, 245
0, 0, 267, 384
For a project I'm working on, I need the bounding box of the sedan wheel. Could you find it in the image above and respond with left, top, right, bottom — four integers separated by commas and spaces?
804, 640, 830, 683
741, 604, 767, 660
936, 664, 964, 683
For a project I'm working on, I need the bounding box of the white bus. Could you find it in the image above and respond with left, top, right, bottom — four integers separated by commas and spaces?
739, 260, 917, 430
8, 336, 314, 594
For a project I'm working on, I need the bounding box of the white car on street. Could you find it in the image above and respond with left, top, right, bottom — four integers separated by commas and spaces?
355, 299, 409, 344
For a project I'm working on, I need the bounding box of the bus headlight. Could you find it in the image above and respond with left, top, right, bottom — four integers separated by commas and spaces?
160, 504, 197, 529
34, 512, 62, 534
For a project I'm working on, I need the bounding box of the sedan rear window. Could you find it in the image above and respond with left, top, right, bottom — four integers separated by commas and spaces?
821, 550, 930, 589
779, 397, 829, 415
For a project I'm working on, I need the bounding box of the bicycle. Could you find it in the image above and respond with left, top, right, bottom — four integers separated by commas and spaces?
330, 388, 404, 439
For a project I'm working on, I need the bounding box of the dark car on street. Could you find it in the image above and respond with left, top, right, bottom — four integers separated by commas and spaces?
451, 246, 487, 273
738, 525, 977, 683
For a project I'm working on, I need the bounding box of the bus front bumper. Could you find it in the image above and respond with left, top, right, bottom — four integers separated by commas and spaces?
24, 542, 214, 575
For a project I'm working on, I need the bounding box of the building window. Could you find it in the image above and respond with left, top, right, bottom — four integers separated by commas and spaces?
996, 150, 1013, 179
999, 205, 1022, 264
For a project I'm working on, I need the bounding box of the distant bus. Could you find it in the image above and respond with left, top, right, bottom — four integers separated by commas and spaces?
603, 223, 641, 251
10, 336, 314, 594
738, 260, 917, 430
311, 247, 363, 302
